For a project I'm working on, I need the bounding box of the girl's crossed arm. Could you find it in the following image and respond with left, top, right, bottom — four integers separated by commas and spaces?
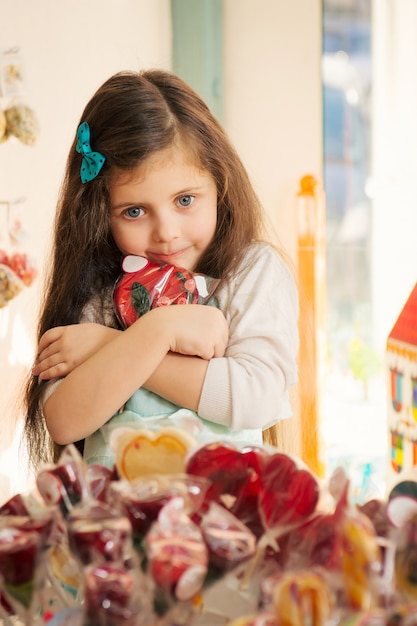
36, 304, 228, 445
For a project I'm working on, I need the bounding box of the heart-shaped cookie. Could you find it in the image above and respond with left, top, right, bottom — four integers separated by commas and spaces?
115, 427, 196, 482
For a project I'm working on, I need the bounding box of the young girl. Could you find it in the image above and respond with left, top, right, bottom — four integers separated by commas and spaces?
24, 69, 299, 470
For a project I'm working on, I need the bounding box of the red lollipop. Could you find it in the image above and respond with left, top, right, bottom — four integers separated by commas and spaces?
185, 442, 257, 507
258, 452, 320, 532
114, 255, 210, 328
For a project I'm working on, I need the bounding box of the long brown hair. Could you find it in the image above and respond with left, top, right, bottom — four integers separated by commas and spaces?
23, 69, 267, 468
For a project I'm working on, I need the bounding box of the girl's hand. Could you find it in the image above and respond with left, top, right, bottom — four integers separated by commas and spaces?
148, 304, 229, 359
33, 323, 120, 380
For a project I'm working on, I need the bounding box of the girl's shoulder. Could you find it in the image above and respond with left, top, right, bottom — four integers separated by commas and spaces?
236, 241, 294, 281
214, 241, 298, 319
215, 241, 297, 307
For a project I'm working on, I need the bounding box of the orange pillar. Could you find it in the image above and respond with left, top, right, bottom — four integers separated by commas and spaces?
297, 174, 326, 477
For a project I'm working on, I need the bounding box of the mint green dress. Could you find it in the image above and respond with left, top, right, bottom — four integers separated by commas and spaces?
83, 388, 262, 468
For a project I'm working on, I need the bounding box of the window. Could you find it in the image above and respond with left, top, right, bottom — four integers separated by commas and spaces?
322, 0, 387, 501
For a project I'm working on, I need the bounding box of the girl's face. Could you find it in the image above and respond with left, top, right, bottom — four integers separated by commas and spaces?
109, 146, 217, 272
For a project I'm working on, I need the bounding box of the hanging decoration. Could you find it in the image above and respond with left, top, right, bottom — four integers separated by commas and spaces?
0, 46, 39, 146
4, 103, 39, 145
0, 107, 6, 142
0, 47, 40, 307
0, 198, 38, 308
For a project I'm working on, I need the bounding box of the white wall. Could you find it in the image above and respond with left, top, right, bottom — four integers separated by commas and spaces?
0, 1, 322, 501
224, 0, 323, 260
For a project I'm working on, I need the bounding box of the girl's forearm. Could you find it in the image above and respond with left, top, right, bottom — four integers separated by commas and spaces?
144, 352, 209, 411
44, 311, 172, 444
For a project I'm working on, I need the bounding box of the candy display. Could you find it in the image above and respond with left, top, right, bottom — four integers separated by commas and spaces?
113, 255, 219, 328
0, 436, 415, 625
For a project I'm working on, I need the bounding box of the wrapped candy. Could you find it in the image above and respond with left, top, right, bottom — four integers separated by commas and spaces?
0, 492, 37, 517
274, 481, 382, 613
36, 445, 91, 518
273, 569, 332, 626
358, 498, 394, 543
339, 502, 382, 611
394, 511, 417, 602
67, 501, 135, 568
0, 526, 46, 624
199, 502, 256, 573
113, 255, 219, 328
145, 497, 209, 607
185, 442, 268, 539
257, 452, 320, 533
109, 473, 209, 546
85, 464, 115, 503
35, 446, 94, 607
82, 563, 148, 626
185, 442, 320, 541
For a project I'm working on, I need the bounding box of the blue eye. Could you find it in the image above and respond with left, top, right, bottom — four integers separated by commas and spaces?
125, 206, 144, 218
177, 194, 194, 207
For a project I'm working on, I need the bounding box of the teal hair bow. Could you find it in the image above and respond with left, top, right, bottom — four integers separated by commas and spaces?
76, 122, 106, 183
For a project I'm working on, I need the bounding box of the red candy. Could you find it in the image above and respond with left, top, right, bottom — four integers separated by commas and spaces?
85, 464, 114, 502
84, 563, 143, 625
0, 527, 42, 611
0, 494, 31, 517
200, 502, 256, 571
259, 454, 319, 530
186, 443, 320, 538
114, 255, 211, 328
67, 502, 133, 566
278, 512, 338, 571
146, 498, 208, 602
36, 446, 90, 517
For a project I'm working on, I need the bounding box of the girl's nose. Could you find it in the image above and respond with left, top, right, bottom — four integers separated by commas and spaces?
152, 214, 180, 242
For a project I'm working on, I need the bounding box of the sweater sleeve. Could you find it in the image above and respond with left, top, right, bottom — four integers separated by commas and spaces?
197, 244, 299, 431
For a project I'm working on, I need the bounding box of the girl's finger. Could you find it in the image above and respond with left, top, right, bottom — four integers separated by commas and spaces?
37, 327, 63, 353
33, 353, 63, 376
37, 361, 70, 380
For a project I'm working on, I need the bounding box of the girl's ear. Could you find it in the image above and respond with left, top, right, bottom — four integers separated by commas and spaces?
122, 255, 149, 273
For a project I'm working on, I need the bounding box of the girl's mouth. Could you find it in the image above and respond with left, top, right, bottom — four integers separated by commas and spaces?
149, 248, 189, 264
